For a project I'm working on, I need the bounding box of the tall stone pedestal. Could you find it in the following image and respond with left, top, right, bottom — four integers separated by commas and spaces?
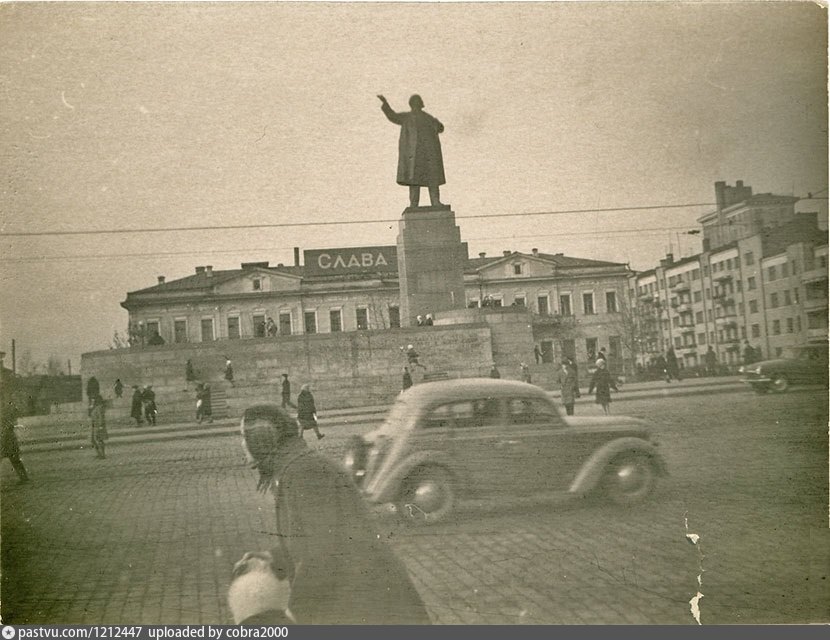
396, 204, 468, 327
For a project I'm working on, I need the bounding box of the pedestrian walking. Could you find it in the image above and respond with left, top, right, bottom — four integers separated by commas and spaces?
89, 393, 108, 459
1, 383, 30, 483
225, 357, 235, 387
130, 385, 144, 426
557, 361, 580, 416
533, 345, 542, 365
588, 359, 618, 415
666, 347, 681, 382
596, 347, 607, 363
402, 344, 426, 370
281, 374, 296, 409
113, 378, 123, 399
402, 366, 413, 391
240, 403, 431, 624
520, 362, 532, 383
142, 385, 157, 425
704, 346, 718, 376
489, 364, 501, 379
296, 384, 324, 440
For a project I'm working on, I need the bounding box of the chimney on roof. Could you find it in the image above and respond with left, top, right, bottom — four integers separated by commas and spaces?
195, 266, 205, 274
503, 250, 511, 257
478, 252, 486, 258
531, 248, 539, 256
206, 265, 213, 277
294, 247, 301, 267
157, 276, 165, 285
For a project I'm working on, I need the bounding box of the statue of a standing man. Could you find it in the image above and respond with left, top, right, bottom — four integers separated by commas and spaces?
378, 94, 445, 208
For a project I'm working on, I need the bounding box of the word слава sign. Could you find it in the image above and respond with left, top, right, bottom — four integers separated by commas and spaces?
304, 246, 398, 276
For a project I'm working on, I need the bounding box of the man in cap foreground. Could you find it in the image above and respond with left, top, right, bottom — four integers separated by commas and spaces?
238, 403, 431, 624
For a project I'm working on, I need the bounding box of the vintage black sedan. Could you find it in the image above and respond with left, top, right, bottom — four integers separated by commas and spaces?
740, 342, 828, 394
344, 378, 667, 524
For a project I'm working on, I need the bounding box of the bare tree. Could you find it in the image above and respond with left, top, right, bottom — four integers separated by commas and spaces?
111, 329, 130, 349
612, 297, 662, 371
46, 355, 64, 376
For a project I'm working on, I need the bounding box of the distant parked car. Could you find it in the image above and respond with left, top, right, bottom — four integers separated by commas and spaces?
343, 378, 667, 524
740, 342, 828, 394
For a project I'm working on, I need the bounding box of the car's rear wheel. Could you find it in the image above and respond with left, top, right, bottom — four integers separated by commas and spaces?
396, 466, 455, 525
603, 453, 657, 505
770, 375, 789, 393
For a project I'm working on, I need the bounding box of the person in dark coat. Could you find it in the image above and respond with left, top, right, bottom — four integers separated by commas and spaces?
113, 379, 123, 399
588, 359, 618, 415
281, 374, 295, 409
186, 359, 196, 384
296, 384, 323, 440
533, 345, 542, 365
240, 404, 431, 624
378, 94, 445, 208
89, 393, 108, 459
1, 387, 30, 483
556, 361, 580, 416
704, 346, 718, 376
665, 347, 681, 382
402, 367, 413, 391
225, 357, 235, 387
130, 385, 144, 426
86, 376, 100, 403
743, 341, 758, 366
142, 385, 157, 425
489, 364, 501, 379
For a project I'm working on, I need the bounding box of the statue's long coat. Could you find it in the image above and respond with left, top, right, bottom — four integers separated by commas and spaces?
381, 103, 446, 187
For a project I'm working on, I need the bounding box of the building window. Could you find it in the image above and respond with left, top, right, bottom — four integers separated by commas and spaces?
705, 288, 711, 299
585, 337, 598, 358
693, 290, 702, 302
796, 316, 802, 332
791, 260, 798, 275
174, 319, 187, 344
710, 331, 716, 343
356, 307, 369, 330
674, 336, 682, 348
744, 251, 754, 266
749, 299, 758, 314
388, 305, 401, 328
767, 265, 776, 281
252, 278, 262, 291
582, 292, 595, 315
513, 263, 523, 275
793, 288, 799, 304
605, 291, 617, 313
279, 312, 292, 336
741, 326, 746, 339
751, 324, 760, 338
770, 292, 778, 309
707, 310, 713, 322
695, 311, 704, 324
781, 263, 789, 278
227, 316, 240, 340
537, 295, 549, 315
467, 298, 480, 308
735, 280, 742, 292
783, 290, 792, 306
747, 276, 756, 291
703, 265, 709, 277
329, 309, 343, 333
698, 332, 706, 344
726, 258, 733, 270
253, 313, 266, 337
669, 275, 677, 287
201, 318, 214, 342
513, 295, 526, 307
559, 294, 572, 316
738, 303, 744, 314
691, 268, 700, 280
609, 336, 621, 358
304, 311, 317, 334
772, 319, 781, 335
786, 317, 794, 333
146, 320, 160, 340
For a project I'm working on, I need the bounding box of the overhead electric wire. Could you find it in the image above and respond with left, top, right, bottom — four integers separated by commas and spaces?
0, 225, 704, 263
0, 201, 718, 238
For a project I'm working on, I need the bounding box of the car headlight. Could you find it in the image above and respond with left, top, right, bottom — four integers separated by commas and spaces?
738, 366, 745, 374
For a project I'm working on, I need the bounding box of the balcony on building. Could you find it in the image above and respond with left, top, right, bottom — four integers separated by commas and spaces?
671, 279, 690, 292
801, 269, 828, 285
807, 326, 829, 340
714, 273, 733, 283
714, 295, 734, 307
804, 296, 829, 311
715, 316, 738, 328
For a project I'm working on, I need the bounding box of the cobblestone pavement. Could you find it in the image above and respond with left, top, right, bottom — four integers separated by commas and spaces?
2, 389, 827, 625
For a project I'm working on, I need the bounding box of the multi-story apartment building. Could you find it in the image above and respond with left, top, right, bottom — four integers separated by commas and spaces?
123, 247, 633, 369
630, 188, 827, 370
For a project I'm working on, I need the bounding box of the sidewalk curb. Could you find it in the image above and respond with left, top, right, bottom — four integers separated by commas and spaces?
20, 382, 749, 454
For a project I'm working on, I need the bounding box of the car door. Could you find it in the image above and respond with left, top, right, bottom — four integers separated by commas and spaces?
502, 396, 578, 494
441, 397, 528, 499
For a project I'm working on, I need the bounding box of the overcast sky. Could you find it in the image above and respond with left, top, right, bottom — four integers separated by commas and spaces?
0, 1, 826, 369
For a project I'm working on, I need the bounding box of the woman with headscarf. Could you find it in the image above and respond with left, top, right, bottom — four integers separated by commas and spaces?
588, 358, 618, 415
296, 384, 323, 440
238, 404, 431, 624
89, 393, 108, 459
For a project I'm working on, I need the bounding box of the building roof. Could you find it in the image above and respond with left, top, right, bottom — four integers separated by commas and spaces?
128, 250, 628, 298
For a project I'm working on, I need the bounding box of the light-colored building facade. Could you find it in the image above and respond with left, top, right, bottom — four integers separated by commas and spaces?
122, 248, 634, 371
630, 196, 827, 370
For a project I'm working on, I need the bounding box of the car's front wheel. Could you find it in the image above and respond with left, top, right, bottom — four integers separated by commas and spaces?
396, 466, 455, 525
770, 375, 789, 393
603, 453, 657, 505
